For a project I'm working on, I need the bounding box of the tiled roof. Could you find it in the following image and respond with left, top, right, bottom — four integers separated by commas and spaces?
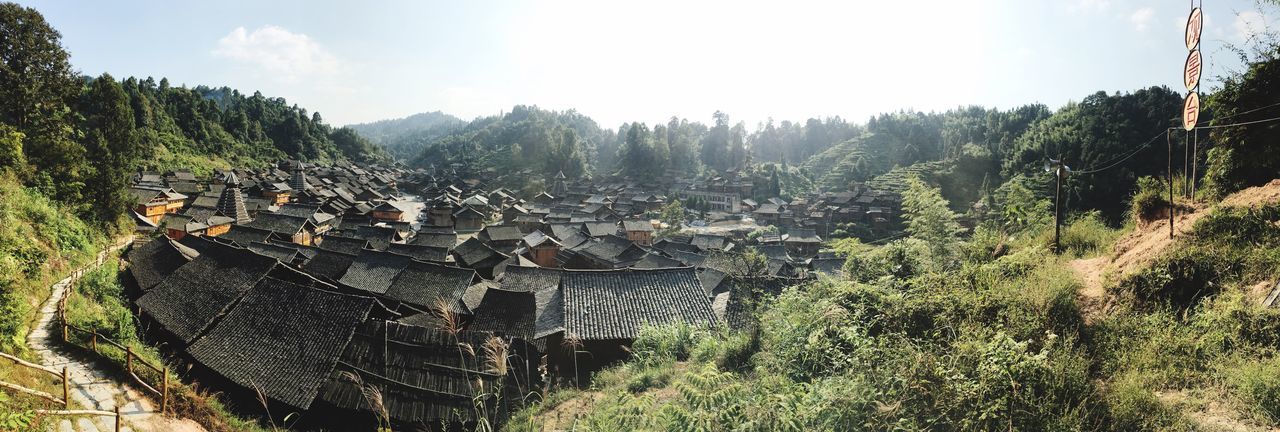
220, 225, 276, 247
317, 235, 370, 255
499, 266, 562, 293
632, 253, 685, 269
136, 242, 278, 345
468, 288, 535, 341
408, 232, 457, 249
247, 241, 301, 263
561, 267, 716, 340
337, 249, 413, 295
186, 276, 373, 410
386, 243, 449, 262
383, 260, 476, 311
317, 321, 502, 423
126, 239, 192, 291
581, 221, 618, 238
300, 249, 356, 281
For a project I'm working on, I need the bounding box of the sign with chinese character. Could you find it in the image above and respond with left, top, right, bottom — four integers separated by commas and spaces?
1186, 7, 1202, 50
1184, 49, 1202, 91
1183, 91, 1200, 131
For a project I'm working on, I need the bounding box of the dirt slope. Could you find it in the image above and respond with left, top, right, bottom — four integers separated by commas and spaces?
1072, 179, 1280, 299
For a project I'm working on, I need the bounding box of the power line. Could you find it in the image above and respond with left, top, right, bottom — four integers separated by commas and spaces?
1072, 113, 1280, 175
1200, 100, 1280, 125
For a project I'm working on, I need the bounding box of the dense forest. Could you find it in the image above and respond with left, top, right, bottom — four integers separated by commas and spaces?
346, 110, 464, 160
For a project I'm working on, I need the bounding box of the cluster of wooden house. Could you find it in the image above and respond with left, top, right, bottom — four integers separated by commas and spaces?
119, 162, 868, 429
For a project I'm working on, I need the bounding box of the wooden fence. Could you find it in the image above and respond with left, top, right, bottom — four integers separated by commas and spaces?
0, 352, 123, 431
57, 290, 170, 414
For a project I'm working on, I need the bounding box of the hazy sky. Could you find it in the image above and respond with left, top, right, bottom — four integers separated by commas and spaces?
16, 0, 1277, 129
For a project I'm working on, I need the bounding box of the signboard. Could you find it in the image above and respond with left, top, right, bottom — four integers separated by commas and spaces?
1186, 7, 1203, 50
1184, 49, 1202, 91
1183, 92, 1200, 131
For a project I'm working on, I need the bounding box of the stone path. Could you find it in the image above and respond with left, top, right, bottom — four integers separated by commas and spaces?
27, 238, 205, 432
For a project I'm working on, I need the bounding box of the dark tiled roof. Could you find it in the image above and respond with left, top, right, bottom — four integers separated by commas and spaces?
408, 232, 457, 249
317, 235, 370, 255
480, 225, 523, 242
220, 225, 276, 247
244, 213, 311, 235
575, 235, 646, 267
126, 239, 191, 291
498, 266, 562, 293
248, 241, 301, 263
561, 268, 716, 340
468, 288, 535, 341
581, 221, 618, 238
317, 321, 501, 423
383, 260, 475, 311
452, 238, 506, 268
337, 250, 413, 295
301, 249, 356, 281
186, 276, 373, 410
136, 242, 278, 344
632, 253, 685, 269
354, 225, 397, 250
385, 243, 449, 262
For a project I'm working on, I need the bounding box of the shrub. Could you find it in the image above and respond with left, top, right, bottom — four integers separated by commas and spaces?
1055, 211, 1119, 257
1105, 372, 1187, 431
1129, 176, 1169, 225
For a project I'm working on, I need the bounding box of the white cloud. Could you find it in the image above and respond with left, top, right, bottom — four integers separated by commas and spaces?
213, 26, 339, 82
1129, 7, 1154, 32
1233, 11, 1270, 42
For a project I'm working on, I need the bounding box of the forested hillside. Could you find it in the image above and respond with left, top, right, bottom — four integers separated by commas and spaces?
0, 2, 388, 350
346, 111, 465, 160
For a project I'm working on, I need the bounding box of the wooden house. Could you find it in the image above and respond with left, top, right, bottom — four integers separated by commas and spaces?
622, 219, 655, 246
522, 231, 562, 268
370, 201, 405, 222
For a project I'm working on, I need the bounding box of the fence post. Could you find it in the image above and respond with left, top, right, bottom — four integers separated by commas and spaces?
62, 323, 68, 343
115, 406, 121, 432
61, 367, 69, 408
125, 346, 133, 375
91, 333, 97, 352
161, 367, 169, 414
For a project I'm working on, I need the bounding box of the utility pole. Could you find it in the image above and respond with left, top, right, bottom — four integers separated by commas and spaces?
1046, 158, 1070, 253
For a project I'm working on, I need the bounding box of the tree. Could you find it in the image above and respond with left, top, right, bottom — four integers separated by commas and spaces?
79, 73, 138, 226
0, 3, 84, 203
658, 199, 686, 236
902, 177, 962, 259
0, 123, 24, 172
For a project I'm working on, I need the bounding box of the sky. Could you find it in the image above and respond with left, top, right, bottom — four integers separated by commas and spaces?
15, 0, 1279, 130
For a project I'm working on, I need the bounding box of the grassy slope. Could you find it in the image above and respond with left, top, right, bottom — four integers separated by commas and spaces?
0, 175, 106, 429
509, 190, 1280, 431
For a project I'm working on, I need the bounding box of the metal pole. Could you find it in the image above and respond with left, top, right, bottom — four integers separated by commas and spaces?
1191, 129, 1199, 203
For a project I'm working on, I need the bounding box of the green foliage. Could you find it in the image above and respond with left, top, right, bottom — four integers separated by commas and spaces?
1129, 176, 1169, 224
65, 265, 136, 343
1054, 211, 1119, 258
345, 111, 464, 160
1004, 87, 1182, 222
657, 199, 685, 236
0, 123, 25, 172
1224, 357, 1280, 423
901, 177, 962, 261
0, 175, 98, 351
1203, 55, 1280, 198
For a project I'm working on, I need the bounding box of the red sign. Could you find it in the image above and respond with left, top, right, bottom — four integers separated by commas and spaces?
1184, 49, 1202, 91
1183, 92, 1200, 131
1186, 8, 1203, 50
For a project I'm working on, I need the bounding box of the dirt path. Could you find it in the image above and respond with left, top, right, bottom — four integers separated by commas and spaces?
27, 238, 205, 432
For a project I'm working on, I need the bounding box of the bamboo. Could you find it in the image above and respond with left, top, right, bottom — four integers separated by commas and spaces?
62, 367, 69, 409
0, 351, 63, 377
0, 380, 65, 405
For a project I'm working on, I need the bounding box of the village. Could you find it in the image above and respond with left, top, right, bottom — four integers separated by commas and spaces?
121, 160, 903, 429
